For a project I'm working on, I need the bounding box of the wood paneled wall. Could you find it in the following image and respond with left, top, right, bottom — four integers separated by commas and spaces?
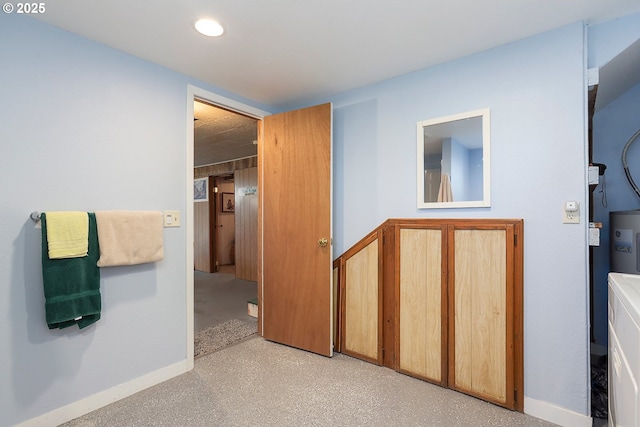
234, 167, 258, 281
194, 178, 211, 272
194, 157, 257, 275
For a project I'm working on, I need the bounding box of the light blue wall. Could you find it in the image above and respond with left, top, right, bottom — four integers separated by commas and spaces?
449, 138, 470, 201
469, 148, 483, 201
0, 15, 271, 427
327, 22, 591, 416
441, 137, 452, 176
592, 82, 640, 344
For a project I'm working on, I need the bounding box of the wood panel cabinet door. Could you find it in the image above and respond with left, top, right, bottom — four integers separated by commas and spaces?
397, 227, 447, 386
342, 235, 381, 364
448, 223, 522, 410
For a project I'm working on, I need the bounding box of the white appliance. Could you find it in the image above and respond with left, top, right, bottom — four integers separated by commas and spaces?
610, 210, 640, 274
608, 272, 640, 426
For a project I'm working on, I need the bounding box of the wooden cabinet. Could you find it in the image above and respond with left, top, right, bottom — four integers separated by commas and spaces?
337, 219, 523, 411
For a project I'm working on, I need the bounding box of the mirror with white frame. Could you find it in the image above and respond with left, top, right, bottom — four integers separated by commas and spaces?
417, 108, 491, 209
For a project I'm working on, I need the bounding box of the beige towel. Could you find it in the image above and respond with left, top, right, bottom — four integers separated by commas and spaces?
437, 173, 454, 202
95, 210, 164, 267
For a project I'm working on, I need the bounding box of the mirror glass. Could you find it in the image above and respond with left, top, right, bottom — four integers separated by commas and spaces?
417, 108, 490, 208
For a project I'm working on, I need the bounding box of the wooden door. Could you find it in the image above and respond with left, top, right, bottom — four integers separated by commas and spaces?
260, 103, 333, 357
448, 223, 518, 409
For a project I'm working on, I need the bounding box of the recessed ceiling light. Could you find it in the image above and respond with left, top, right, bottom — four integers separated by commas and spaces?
195, 19, 224, 37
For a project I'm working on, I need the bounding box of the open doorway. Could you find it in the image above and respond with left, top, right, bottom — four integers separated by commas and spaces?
588, 38, 640, 422
192, 98, 260, 353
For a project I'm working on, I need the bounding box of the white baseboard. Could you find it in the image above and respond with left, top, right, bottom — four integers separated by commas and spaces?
16, 360, 190, 427
525, 396, 592, 427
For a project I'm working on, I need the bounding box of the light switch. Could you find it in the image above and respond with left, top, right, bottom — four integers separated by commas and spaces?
164, 210, 181, 227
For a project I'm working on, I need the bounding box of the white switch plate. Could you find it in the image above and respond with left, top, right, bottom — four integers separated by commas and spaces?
562, 201, 580, 224
164, 210, 181, 227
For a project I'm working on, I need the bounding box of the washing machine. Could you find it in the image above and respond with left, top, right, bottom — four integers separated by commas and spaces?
608, 272, 640, 426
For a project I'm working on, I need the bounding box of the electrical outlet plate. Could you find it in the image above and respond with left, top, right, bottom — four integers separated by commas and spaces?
562, 201, 580, 224
164, 210, 181, 227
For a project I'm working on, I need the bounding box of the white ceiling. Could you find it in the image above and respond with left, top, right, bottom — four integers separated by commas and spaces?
34, 0, 640, 109
32, 1, 640, 167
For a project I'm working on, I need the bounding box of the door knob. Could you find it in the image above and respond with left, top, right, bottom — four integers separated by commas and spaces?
318, 238, 328, 247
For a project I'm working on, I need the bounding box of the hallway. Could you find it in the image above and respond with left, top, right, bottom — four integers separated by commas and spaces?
194, 266, 258, 331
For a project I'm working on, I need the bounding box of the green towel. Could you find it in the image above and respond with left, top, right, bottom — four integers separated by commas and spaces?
41, 212, 101, 329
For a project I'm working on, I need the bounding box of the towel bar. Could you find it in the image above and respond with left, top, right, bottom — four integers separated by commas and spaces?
30, 211, 41, 222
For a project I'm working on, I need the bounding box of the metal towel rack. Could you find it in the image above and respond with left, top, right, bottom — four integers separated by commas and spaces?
30, 211, 41, 222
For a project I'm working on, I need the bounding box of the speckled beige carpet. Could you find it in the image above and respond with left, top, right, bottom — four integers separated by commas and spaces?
194, 319, 257, 357
60, 338, 558, 427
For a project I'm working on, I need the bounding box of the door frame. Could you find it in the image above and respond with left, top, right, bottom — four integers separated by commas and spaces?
186, 85, 270, 370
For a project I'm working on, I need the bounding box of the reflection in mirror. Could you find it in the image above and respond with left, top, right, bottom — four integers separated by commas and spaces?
417, 108, 490, 209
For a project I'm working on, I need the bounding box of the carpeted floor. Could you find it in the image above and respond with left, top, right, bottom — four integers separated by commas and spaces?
60, 337, 558, 427
194, 319, 257, 358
